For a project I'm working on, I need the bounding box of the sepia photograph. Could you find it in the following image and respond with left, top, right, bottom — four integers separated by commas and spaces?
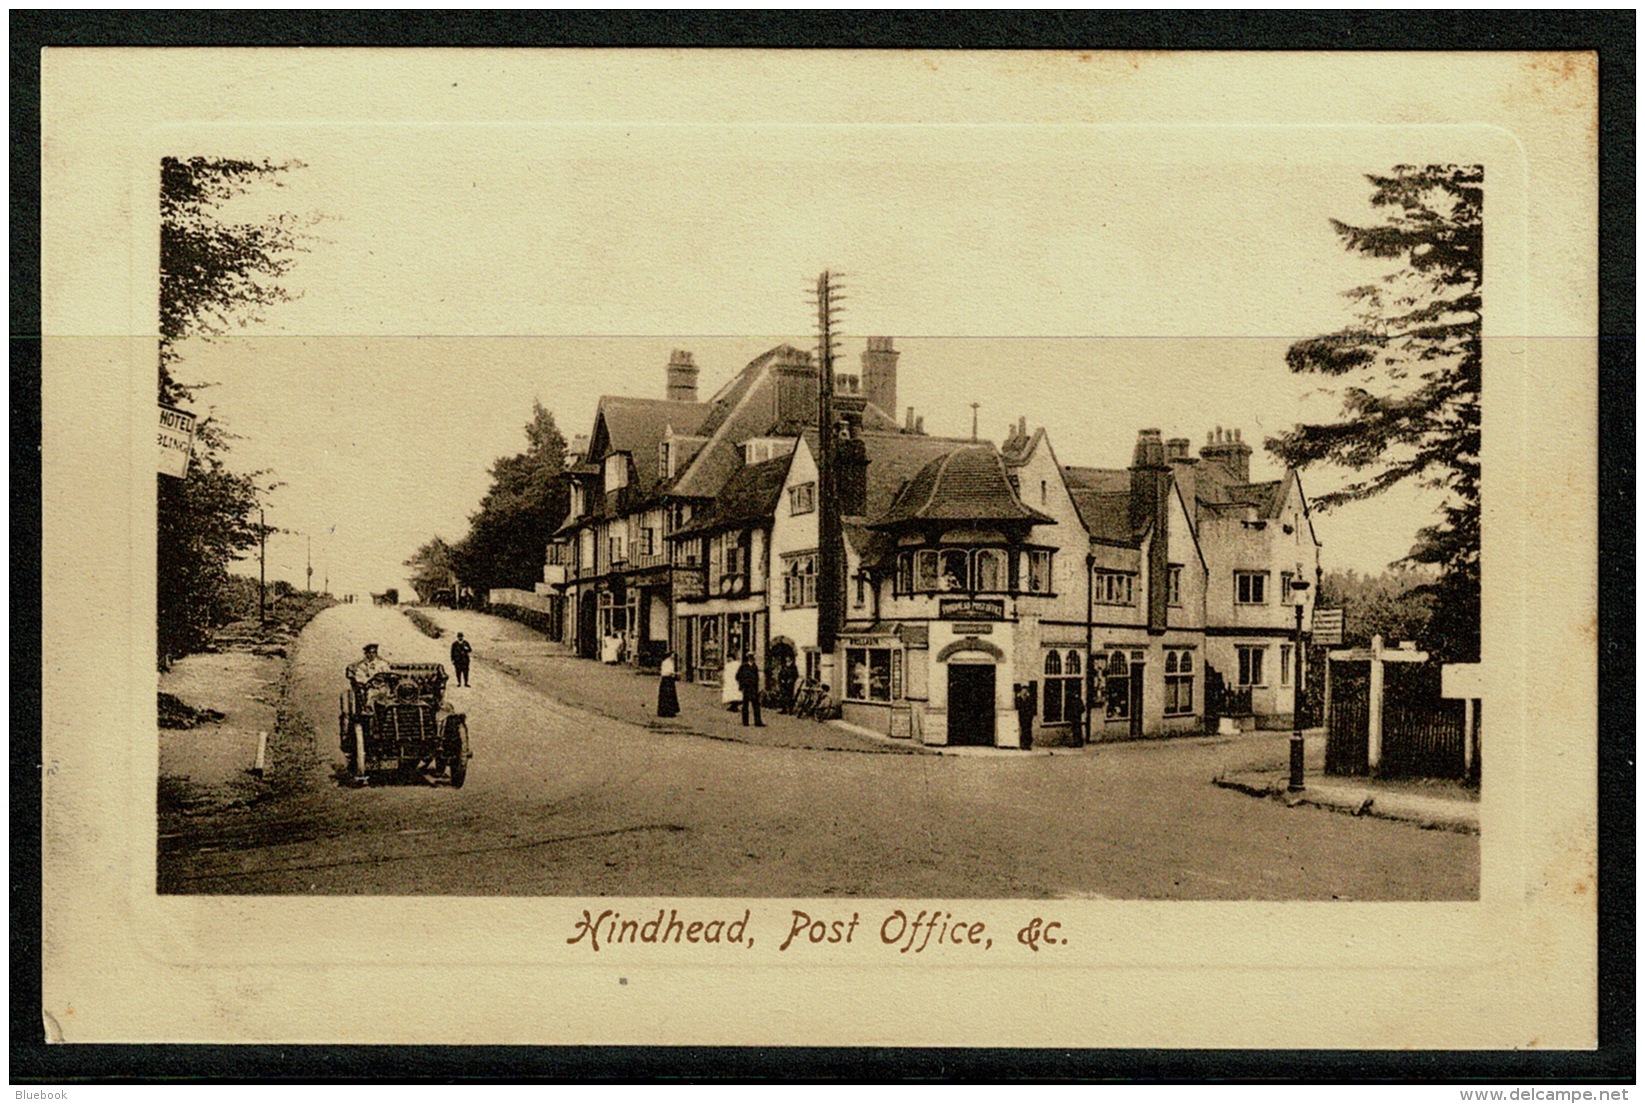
152, 150, 1483, 902
38, 44, 1599, 1050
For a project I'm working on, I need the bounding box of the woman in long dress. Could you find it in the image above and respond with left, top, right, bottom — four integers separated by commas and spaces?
657, 652, 680, 718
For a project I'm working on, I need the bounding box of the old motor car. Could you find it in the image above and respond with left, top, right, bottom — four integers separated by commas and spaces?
339, 662, 470, 787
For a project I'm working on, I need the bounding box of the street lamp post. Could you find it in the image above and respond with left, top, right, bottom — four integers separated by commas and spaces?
1288, 578, 1311, 792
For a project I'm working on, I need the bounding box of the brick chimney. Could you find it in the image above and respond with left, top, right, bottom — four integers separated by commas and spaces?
1165, 436, 1197, 516
838, 423, 869, 516
1130, 429, 1171, 634
861, 336, 900, 419
771, 345, 818, 427
1200, 425, 1252, 482
666, 349, 699, 403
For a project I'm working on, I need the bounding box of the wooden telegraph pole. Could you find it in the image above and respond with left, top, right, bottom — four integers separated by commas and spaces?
258, 507, 268, 624
813, 271, 843, 659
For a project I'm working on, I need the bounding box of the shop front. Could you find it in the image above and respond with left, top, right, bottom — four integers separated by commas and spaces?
678, 603, 765, 685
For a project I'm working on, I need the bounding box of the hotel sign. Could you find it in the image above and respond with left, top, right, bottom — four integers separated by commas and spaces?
158, 404, 196, 479
939, 597, 1004, 621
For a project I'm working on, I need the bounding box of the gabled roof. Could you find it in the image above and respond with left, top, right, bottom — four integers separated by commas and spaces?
669, 455, 790, 539
589, 395, 710, 496
668, 344, 903, 502
875, 444, 1054, 529
1192, 456, 1286, 519
668, 345, 810, 500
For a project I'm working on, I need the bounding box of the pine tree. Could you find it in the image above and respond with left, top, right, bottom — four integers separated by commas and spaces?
1268, 164, 1482, 663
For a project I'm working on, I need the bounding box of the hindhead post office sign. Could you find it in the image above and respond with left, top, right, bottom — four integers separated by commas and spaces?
938, 598, 1004, 621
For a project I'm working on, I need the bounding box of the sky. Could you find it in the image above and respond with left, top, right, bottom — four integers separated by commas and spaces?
170, 124, 1449, 597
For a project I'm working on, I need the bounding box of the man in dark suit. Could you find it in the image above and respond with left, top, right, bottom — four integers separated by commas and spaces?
736, 653, 764, 727
450, 632, 473, 687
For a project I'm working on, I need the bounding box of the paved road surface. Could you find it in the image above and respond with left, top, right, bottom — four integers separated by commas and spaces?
159, 603, 1478, 899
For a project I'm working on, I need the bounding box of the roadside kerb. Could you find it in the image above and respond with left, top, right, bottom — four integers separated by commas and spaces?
1213, 771, 1479, 834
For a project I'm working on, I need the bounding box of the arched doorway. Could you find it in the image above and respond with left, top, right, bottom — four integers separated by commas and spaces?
767, 637, 796, 694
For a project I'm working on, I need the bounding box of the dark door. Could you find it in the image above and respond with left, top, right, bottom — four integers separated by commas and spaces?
1128, 661, 1144, 739
577, 595, 598, 659
947, 663, 996, 746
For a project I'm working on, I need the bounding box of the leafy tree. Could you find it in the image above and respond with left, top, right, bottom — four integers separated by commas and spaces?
1268, 164, 1482, 662
158, 157, 309, 664
404, 535, 458, 604
1318, 567, 1438, 649
450, 402, 570, 592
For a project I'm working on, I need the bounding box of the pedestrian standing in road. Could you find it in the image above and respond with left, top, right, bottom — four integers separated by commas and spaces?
777, 655, 799, 714
450, 632, 473, 687
736, 653, 765, 727
1014, 682, 1036, 751
657, 651, 680, 718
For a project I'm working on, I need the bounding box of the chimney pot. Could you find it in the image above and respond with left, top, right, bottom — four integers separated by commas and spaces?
914, 415, 924, 434
906, 406, 915, 430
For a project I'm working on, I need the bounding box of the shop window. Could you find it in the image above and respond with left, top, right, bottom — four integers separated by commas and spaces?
1164, 648, 1194, 715
1103, 650, 1131, 720
845, 647, 895, 702
1044, 650, 1082, 724
1026, 550, 1053, 594
1236, 644, 1266, 687
973, 548, 1006, 593
1235, 571, 1267, 605
699, 617, 721, 673
1095, 571, 1135, 605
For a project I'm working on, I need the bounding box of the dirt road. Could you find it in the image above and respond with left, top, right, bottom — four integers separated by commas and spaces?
159, 603, 1478, 899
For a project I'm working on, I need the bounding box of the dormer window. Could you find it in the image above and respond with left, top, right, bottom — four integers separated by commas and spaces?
659, 441, 671, 479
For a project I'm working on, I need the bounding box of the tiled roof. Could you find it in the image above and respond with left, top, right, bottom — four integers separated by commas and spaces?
669, 345, 904, 501
669, 455, 791, 538
856, 430, 975, 521
668, 345, 809, 500
1062, 466, 1130, 494
1192, 457, 1284, 518
1069, 489, 1139, 545
593, 396, 710, 495
875, 444, 1053, 528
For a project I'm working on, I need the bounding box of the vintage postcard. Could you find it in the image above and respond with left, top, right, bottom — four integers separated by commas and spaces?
40, 49, 1597, 1047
